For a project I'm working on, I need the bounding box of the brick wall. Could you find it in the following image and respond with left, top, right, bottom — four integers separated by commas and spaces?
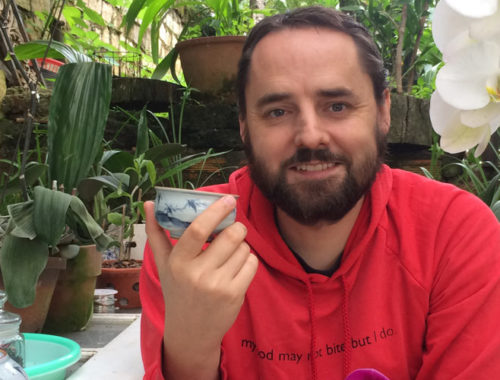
17, 0, 183, 65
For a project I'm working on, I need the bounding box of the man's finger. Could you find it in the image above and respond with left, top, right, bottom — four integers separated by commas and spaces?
173, 195, 238, 259
232, 253, 259, 292
144, 201, 173, 266
198, 222, 247, 270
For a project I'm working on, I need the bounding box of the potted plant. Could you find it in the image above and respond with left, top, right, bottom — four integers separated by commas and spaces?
79, 96, 228, 309
123, 0, 272, 94
171, 0, 255, 95
0, 61, 115, 332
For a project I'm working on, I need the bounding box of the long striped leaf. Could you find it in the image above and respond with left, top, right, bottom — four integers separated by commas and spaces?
136, 107, 149, 157
0, 234, 48, 308
47, 62, 112, 192
33, 186, 72, 246
66, 196, 116, 251
6, 200, 36, 239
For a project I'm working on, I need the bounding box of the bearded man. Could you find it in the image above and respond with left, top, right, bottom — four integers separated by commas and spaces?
140, 6, 500, 380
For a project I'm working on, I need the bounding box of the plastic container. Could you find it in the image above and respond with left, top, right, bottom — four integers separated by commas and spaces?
24, 333, 80, 380
94, 288, 118, 313
35, 58, 63, 74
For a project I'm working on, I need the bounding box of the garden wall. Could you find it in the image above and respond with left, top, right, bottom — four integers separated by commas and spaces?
0, 84, 435, 187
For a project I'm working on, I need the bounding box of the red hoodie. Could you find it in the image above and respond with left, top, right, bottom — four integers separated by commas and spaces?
140, 165, 500, 380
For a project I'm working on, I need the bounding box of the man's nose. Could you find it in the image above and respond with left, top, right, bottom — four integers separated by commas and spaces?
294, 108, 329, 149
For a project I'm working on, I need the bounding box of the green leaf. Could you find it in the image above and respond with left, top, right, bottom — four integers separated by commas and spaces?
33, 187, 72, 246
80, 2, 107, 26
419, 166, 434, 179
6, 200, 36, 239
1, 163, 47, 197
13, 40, 91, 63
47, 62, 112, 192
0, 234, 49, 308
482, 172, 500, 206
11, 42, 64, 61
107, 212, 128, 225
77, 173, 130, 201
62, 6, 84, 27
145, 159, 156, 186
101, 150, 132, 166
151, 19, 160, 63
66, 196, 116, 251
144, 143, 185, 162
136, 107, 149, 157
139, 0, 174, 49
102, 151, 135, 173
132, 201, 145, 220
151, 47, 179, 81
492, 201, 500, 222
122, 0, 149, 33
158, 152, 217, 183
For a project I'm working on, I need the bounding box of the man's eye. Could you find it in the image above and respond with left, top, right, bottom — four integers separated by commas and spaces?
269, 109, 285, 118
330, 103, 346, 112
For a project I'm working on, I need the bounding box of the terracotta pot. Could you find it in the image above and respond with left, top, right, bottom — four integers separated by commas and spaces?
97, 260, 142, 309
1, 257, 67, 333
42, 245, 102, 333
175, 35, 246, 94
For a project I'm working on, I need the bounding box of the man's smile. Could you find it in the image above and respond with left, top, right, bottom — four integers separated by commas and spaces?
288, 160, 343, 181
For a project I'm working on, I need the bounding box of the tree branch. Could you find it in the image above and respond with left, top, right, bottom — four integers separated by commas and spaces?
406, 1, 430, 93
395, 3, 407, 94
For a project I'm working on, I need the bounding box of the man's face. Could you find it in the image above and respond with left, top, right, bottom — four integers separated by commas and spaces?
239, 28, 391, 225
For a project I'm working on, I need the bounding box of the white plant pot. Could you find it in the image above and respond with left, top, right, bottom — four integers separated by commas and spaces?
129, 223, 147, 260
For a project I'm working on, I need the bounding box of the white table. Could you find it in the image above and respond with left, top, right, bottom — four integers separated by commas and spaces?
68, 315, 144, 379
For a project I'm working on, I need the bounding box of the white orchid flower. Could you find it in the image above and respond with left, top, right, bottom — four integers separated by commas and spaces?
444, 0, 497, 19
430, 91, 500, 156
435, 40, 500, 110
432, 0, 500, 60
432, 0, 474, 60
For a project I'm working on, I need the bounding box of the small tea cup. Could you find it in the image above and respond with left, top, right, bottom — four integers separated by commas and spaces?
154, 187, 238, 239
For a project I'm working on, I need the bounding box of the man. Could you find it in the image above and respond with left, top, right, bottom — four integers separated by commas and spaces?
140, 6, 500, 380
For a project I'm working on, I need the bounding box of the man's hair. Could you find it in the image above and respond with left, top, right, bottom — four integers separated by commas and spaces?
237, 6, 388, 118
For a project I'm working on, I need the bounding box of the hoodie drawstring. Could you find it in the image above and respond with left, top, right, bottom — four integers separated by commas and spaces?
306, 276, 352, 380
305, 279, 318, 380
342, 275, 352, 378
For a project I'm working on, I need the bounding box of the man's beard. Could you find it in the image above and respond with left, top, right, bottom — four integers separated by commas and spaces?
243, 126, 387, 226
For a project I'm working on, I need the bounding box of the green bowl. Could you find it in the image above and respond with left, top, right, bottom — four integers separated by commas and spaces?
24, 333, 81, 380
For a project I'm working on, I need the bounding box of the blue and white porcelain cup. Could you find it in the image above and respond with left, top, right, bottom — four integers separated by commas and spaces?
154, 187, 238, 239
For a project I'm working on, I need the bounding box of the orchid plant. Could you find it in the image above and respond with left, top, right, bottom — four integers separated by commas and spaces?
429, 0, 500, 220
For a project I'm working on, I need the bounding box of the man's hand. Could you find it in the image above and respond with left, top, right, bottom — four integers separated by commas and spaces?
144, 196, 259, 380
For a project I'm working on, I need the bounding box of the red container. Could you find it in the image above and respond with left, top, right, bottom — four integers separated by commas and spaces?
35, 58, 63, 73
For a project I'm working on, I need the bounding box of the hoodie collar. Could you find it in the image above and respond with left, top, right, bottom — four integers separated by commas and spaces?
229, 165, 393, 282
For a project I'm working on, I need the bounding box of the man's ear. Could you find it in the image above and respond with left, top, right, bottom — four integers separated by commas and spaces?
239, 114, 247, 143
377, 89, 391, 134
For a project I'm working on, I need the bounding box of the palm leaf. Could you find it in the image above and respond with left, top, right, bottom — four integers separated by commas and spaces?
13, 40, 91, 63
